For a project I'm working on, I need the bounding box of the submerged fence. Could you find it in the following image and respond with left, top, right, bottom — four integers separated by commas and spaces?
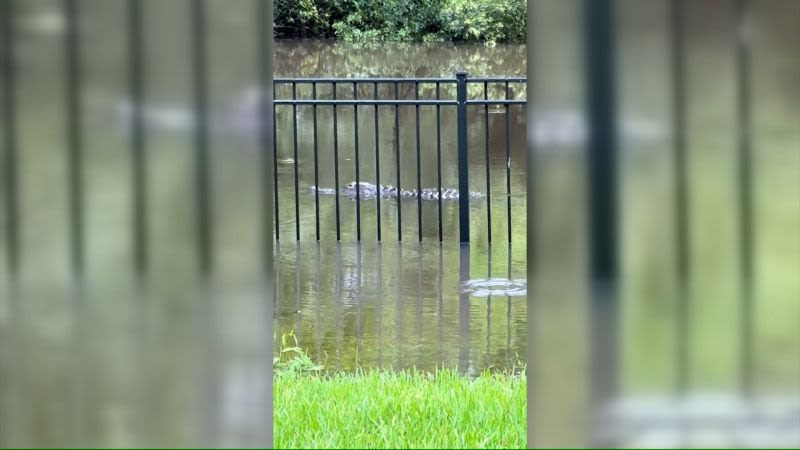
273, 74, 526, 244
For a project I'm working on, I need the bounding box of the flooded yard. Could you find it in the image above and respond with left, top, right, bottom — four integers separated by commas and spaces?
274, 242, 527, 374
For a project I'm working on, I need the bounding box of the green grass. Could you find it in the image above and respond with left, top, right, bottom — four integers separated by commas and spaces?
274, 333, 525, 449
274, 368, 526, 449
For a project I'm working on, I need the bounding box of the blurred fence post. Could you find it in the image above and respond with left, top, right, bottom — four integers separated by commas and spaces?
456, 71, 469, 243
584, 0, 619, 444
2, 0, 19, 275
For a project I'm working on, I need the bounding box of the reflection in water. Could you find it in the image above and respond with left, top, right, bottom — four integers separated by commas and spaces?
458, 245, 472, 375
273, 242, 527, 374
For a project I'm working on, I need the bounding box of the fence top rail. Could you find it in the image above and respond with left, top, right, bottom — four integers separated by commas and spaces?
273, 99, 527, 105
466, 77, 526, 83
465, 99, 527, 105
274, 77, 456, 84
273, 99, 460, 105
273, 76, 526, 84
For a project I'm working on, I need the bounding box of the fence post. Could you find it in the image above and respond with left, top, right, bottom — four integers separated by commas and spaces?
456, 71, 469, 243
584, 0, 619, 445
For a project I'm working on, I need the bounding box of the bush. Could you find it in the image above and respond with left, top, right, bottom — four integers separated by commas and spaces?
274, 0, 333, 38
274, 0, 526, 44
440, 0, 526, 45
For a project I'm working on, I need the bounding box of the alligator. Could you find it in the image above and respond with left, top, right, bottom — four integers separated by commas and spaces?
459, 278, 527, 297
310, 181, 484, 200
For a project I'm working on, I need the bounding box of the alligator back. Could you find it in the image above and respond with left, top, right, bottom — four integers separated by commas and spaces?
310, 182, 483, 200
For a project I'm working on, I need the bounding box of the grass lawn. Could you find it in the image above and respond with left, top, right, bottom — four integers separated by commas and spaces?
273, 368, 526, 448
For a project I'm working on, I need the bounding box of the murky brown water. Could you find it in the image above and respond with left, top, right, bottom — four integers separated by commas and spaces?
274, 242, 526, 374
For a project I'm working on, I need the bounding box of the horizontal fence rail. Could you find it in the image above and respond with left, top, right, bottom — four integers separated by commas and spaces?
273, 73, 527, 244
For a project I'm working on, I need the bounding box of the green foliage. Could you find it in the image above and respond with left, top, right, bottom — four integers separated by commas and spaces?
274, 0, 333, 38
331, 0, 445, 43
440, 0, 526, 45
274, 367, 526, 448
273, 332, 325, 375
274, 0, 526, 44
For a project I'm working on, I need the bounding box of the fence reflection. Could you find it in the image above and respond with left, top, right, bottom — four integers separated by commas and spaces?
273, 242, 527, 375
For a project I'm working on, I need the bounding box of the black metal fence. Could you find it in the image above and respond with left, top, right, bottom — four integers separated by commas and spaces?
273, 74, 526, 244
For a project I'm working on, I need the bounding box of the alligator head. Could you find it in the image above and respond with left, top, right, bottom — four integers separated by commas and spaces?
343, 181, 380, 199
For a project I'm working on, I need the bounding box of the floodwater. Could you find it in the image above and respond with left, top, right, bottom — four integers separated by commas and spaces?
274, 242, 526, 374
1, 0, 799, 448
271, 39, 530, 374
